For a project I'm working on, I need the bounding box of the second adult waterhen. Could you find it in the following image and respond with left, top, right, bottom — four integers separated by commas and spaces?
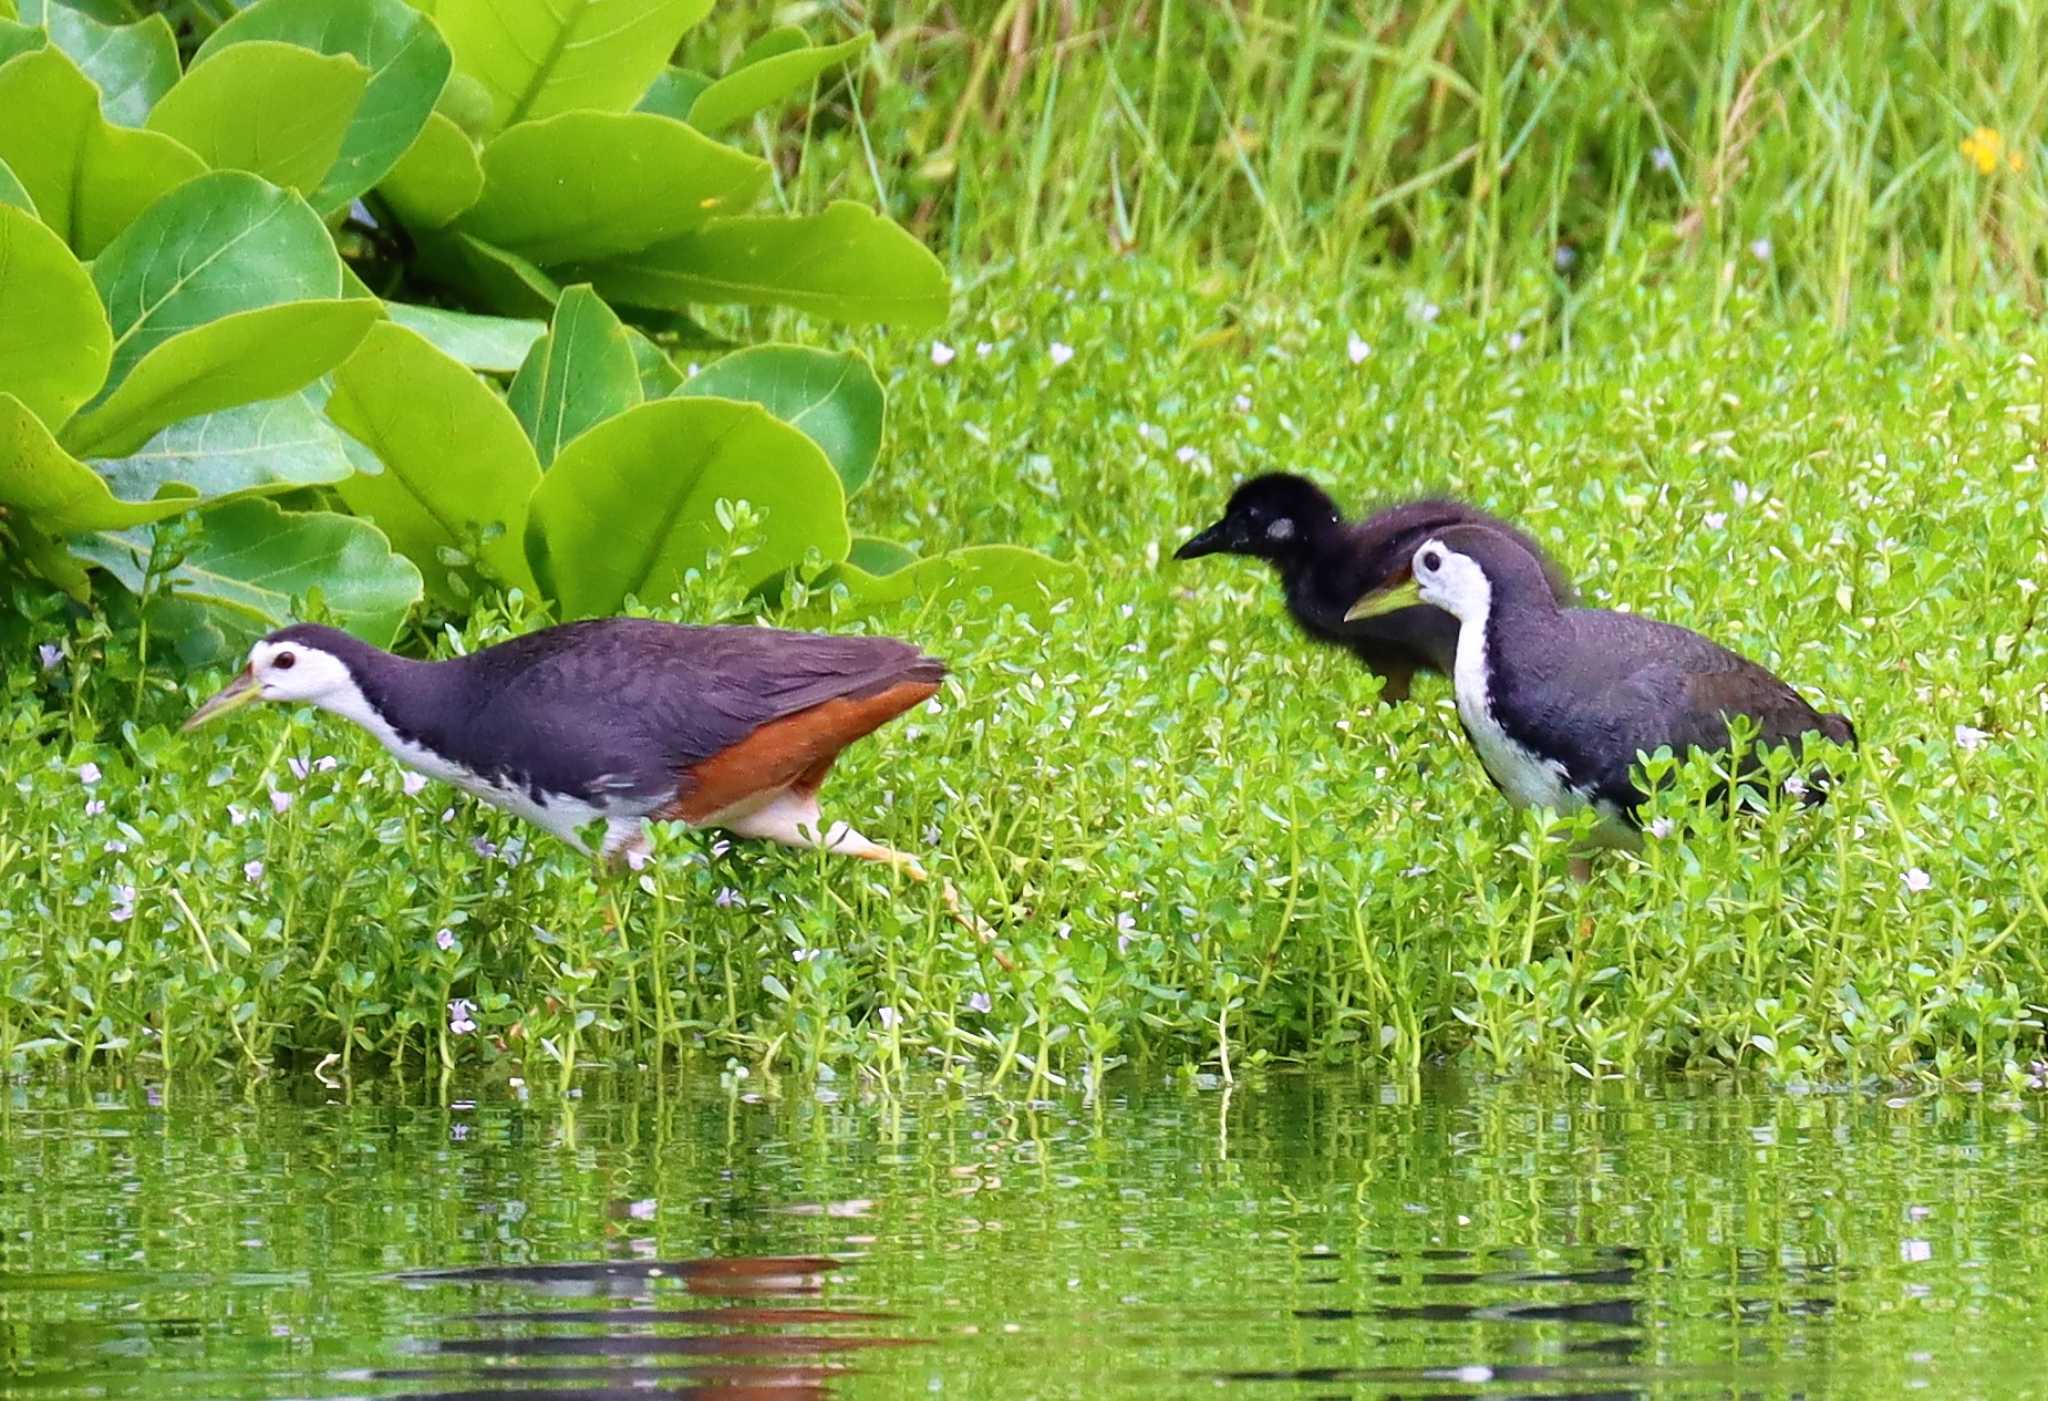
1174, 473, 1570, 701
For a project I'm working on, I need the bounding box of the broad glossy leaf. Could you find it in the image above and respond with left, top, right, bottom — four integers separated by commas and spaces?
412, 230, 561, 317
625, 327, 681, 396
846, 535, 916, 576
0, 204, 111, 429
145, 42, 368, 195
528, 396, 846, 618
0, 391, 183, 533
326, 321, 541, 603
689, 33, 868, 134
507, 285, 640, 467
0, 154, 30, 212
734, 25, 806, 66
826, 544, 1073, 623
0, 19, 40, 65
89, 172, 342, 398
64, 300, 380, 459
0, 2, 18, 25
384, 301, 543, 373
0, 46, 206, 256
17, 516, 92, 599
91, 390, 356, 506
195, 0, 452, 212
435, 0, 712, 130
76, 496, 421, 646
634, 65, 709, 121
675, 344, 883, 494
460, 111, 768, 265
376, 110, 483, 229
22, 0, 177, 127
582, 201, 949, 328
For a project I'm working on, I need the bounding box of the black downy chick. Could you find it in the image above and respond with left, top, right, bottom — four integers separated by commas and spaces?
1174, 473, 1572, 701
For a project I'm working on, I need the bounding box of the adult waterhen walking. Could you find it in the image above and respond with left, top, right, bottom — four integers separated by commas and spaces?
1344, 525, 1857, 847
1174, 473, 1570, 701
184, 619, 947, 877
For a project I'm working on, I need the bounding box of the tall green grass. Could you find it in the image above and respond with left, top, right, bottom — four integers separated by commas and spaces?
704, 0, 2048, 330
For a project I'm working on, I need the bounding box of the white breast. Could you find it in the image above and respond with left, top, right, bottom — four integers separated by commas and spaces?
1451, 620, 1581, 813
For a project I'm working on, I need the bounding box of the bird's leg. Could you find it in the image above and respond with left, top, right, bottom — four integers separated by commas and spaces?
722, 789, 1004, 956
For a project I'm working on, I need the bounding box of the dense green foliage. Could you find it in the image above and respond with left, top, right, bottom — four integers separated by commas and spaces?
3, 1, 2045, 1084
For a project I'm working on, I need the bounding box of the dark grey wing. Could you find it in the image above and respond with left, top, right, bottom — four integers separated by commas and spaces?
1548, 616, 1834, 811
456, 622, 942, 804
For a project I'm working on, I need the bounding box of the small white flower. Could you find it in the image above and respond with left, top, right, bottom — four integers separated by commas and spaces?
269, 789, 293, 815
1554, 244, 1577, 271
714, 887, 741, 909
1649, 817, 1675, 839
967, 991, 992, 1015
1749, 237, 1773, 262
1346, 331, 1371, 364
627, 1199, 657, 1220
709, 838, 731, 859
1048, 341, 1074, 367
625, 846, 649, 872
110, 884, 136, 923
1704, 511, 1728, 531
84, 799, 106, 817
103, 840, 127, 855
436, 928, 455, 951
1902, 867, 1932, 894
439, 807, 455, 823
876, 1005, 900, 1030
1418, 302, 1441, 323
923, 824, 942, 847
315, 756, 338, 773
1116, 910, 1139, 955
228, 804, 250, 827
401, 771, 428, 796
1650, 146, 1675, 173
288, 758, 310, 781
1783, 775, 1808, 800
37, 643, 62, 672
78, 762, 101, 786
929, 341, 956, 367
471, 836, 498, 860
1954, 724, 1989, 751
243, 860, 265, 883
1175, 445, 1198, 464
448, 998, 477, 1036
975, 341, 994, 357
1232, 392, 1252, 412
1505, 331, 1526, 352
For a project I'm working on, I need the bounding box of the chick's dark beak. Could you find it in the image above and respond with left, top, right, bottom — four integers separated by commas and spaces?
1174, 519, 1234, 560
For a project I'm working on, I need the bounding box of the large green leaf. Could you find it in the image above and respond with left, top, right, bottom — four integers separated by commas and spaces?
89, 172, 342, 398
0, 155, 31, 212
21, 0, 177, 127
145, 42, 369, 196
634, 65, 709, 121
459, 111, 768, 265
0, 19, 41, 65
688, 32, 868, 134
625, 326, 681, 396
75, 497, 422, 646
63, 300, 380, 459
376, 110, 483, 229
325, 321, 541, 603
0, 46, 207, 256
527, 396, 847, 618
0, 204, 110, 429
507, 285, 640, 467
675, 344, 883, 495
581, 201, 949, 328
91, 390, 357, 506
0, 392, 185, 533
435, 0, 713, 131
826, 545, 1074, 623
411, 230, 561, 317
383, 301, 543, 373
194, 0, 453, 213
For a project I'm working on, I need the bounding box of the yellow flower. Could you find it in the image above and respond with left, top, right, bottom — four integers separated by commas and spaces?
1961, 126, 2006, 175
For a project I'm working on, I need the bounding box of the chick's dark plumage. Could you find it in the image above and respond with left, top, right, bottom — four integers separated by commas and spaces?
1175, 473, 1570, 699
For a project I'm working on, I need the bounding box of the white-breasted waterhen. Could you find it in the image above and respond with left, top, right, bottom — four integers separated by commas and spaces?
1173, 473, 1571, 701
1343, 525, 1857, 848
183, 619, 951, 880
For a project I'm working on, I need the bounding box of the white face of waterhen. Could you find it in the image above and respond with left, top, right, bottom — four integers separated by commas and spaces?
183, 637, 360, 729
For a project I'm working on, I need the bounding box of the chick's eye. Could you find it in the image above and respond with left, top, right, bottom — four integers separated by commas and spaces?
1420, 550, 1442, 572
273, 651, 296, 671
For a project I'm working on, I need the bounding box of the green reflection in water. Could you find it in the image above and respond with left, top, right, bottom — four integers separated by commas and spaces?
0, 1074, 2042, 1398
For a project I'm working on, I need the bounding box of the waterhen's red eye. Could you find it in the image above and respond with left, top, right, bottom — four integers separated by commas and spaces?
273, 651, 296, 670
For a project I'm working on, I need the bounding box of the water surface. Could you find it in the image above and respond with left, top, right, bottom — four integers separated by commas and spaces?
1, 1073, 2041, 1398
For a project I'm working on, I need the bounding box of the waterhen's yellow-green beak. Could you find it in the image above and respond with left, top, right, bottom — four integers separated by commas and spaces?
182, 668, 262, 731
1342, 570, 1425, 623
